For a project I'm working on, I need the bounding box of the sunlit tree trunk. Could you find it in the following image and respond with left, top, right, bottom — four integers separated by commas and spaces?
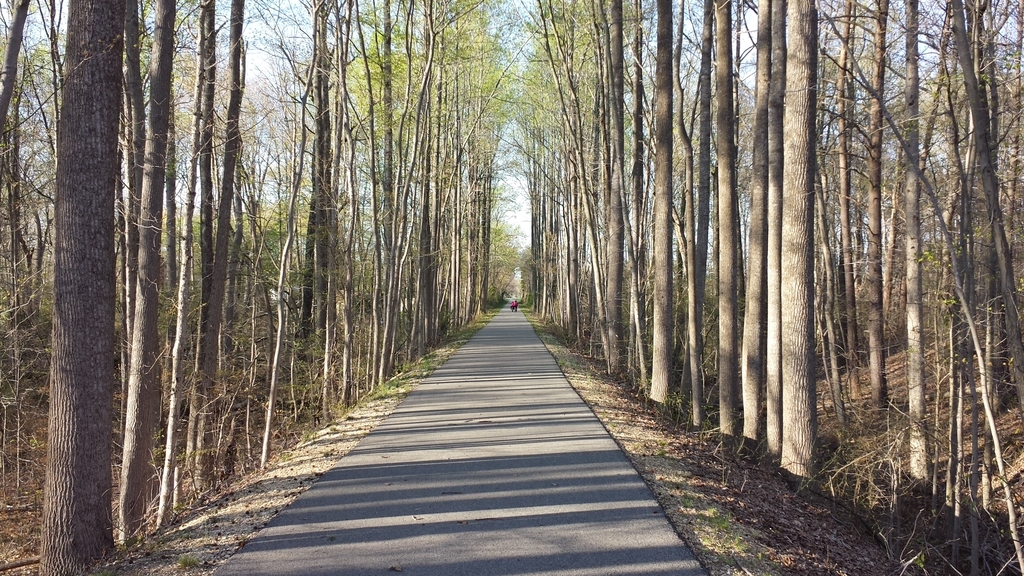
650, 0, 673, 403
40, 0, 123, 569
780, 0, 816, 478
742, 0, 770, 445
688, 0, 713, 423
123, 0, 145, 345
157, 116, 195, 528
866, 0, 889, 409
263, 72, 311, 467
905, 0, 928, 481
118, 0, 176, 538
629, 0, 647, 387
836, 0, 860, 399
189, 0, 217, 488
605, 0, 625, 374
716, 0, 739, 439
0, 0, 30, 133
765, 0, 786, 458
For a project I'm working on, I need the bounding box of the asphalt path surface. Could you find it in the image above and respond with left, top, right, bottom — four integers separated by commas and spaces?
217, 308, 706, 575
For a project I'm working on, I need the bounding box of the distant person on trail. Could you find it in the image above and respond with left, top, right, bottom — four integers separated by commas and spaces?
511, 299, 518, 312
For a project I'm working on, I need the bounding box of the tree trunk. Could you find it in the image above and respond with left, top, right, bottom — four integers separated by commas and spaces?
157, 114, 195, 528
190, 0, 217, 489
164, 120, 177, 298
605, 0, 625, 375
742, 0, 770, 445
716, 0, 739, 439
866, 0, 889, 409
118, 0, 176, 539
122, 0, 145, 352
263, 97, 310, 467
630, 0, 647, 389
816, 175, 846, 425
950, 0, 1024, 412
780, 0, 817, 479
0, 0, 30, 133
40, 0, 123, 570
836, 0, 860, 399
650, 0, 674, 404
765, 0, 786, 458
688, 0, 714, 423
905, 0, 928, 481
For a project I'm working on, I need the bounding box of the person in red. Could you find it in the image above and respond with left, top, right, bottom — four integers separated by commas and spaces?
511, 299, 518, 312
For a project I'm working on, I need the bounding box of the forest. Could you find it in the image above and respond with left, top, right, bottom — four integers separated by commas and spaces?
0, 0, 1021, 571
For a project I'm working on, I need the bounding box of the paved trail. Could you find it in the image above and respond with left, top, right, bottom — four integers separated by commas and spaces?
217, 308, 706, 575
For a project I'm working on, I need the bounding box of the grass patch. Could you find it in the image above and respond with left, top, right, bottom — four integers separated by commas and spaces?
177, 554, 200, 569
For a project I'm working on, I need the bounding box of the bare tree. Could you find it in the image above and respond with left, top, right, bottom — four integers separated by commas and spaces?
40, 0, 123, 569
605, 0, 625, 375
195, 0, 244, 487
742, 0, 771, 446
118, 0, 177, 539
866, 0, 889, 409
836, 0, 859, 399
949, 0, 1024, 410
0, 0, 30, 132
780, 0, 816, 478
687, 0, 714, 422
189, 0, 217, 488
905, 0, 928, 481
263, 66, 313, 468
716, 0, 739, 439
765, 0, 786, 458
650, 0, 674, 403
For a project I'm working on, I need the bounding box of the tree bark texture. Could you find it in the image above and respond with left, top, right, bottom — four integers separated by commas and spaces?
650, 0, 674, 404
0, 0, 30, 133
905, 0, 928, 481
118, 0, 176, 539
836, 0, 860, 399
866, 0, 889, 408
780, 0, 817, 479
605, 0, 625, 375
716, 0, 739, 439
40, 0, 124, 570
688, 0, 714, 423
765, 0, 786, 458
742, 0, 771, 445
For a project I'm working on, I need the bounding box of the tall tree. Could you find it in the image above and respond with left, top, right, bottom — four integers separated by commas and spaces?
716, 0, 739, 439
765, 0, 786, 458
122, 0, 145, 359
118, 0, 177, 539
39, 0, 124, 569
949, 0, 1024, 409
189, 0, 217, 488
905, 0, 928, 481
629, 0, 648, 388
866, 0, 889, 408
650, 0, 674, 403
780, 0, 816, 479
158, 40, 206, 526
605, 0, 625, 375
742, 0, 771, 446
836, 0, 859, 399
688, 0, 714, 423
